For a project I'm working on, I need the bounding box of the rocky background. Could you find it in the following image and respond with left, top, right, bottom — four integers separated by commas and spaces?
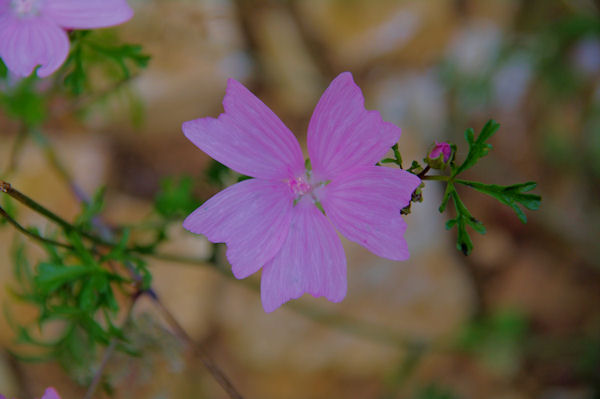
1, 0, 599, 398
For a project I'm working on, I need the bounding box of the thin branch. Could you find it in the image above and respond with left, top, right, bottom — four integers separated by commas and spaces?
0, 180, 112, 247
83, 291, 140, 399
0, 205, 73, 250
2, 124, 28, 177
151, 293, 245, 399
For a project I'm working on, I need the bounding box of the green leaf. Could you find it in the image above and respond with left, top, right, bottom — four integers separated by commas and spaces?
66, 231, 97, 267
456, 180, 541, 223
34, 263, 100, 294
453, 120, 500, 177
445, 190, 485, 255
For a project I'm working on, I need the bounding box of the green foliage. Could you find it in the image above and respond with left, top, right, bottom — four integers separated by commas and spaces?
443, 187, 485, 255
414, 384, 459, 399
63, 30, 150, 96
436, 120, 541, 255
7, 221, 144, 380
452, 120, 499, 177
206, 160, 233, 188
0, 196, 17, 226
0, 73, 46, 126
154, 176, 198, 219
458, 181, 540, 223
0, 58, 7, 80
458, 310, 528, 375
75, 186, 106, 230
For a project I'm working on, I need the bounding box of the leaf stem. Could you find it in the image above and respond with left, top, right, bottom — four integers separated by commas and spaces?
0, 180, 113, 247
421, 175, 450, 181
151, 293, 245, 399
0, 205, 73, 250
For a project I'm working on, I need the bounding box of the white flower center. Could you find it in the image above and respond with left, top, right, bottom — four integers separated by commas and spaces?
11, 0, 41, 17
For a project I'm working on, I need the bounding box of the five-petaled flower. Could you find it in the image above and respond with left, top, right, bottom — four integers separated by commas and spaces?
0, 0, 133, 77
182, 72, 420, 312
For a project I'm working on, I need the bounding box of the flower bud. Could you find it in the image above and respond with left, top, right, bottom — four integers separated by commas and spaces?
425, 141, 452, 169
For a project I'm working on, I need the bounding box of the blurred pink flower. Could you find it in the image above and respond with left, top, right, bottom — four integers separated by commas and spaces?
0, 387, 60, 399
40, 388, 60, 399
429, 141, 451, 163
0, 0, 133, 77
183, 72, 420, 312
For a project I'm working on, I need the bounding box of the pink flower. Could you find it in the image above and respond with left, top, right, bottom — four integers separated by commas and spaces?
40, 388, 60, 399
0, 0, 133, 77
0, 387, 60, 399
182, 72, 420, 312
429, 141, 451, 163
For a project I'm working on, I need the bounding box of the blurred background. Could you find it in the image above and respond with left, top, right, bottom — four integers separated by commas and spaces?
1, 0, 599, 398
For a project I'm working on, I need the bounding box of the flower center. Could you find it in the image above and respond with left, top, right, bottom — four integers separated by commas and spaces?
288, 175, 312, 197
11, 0, 41, 17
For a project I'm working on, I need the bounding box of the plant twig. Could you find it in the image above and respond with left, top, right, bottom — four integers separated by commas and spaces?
151, 293, 245, 399
2, 124, 28, 177
0, 180, 112, 246
0, 205, 73, 250
83, 291, 141, 399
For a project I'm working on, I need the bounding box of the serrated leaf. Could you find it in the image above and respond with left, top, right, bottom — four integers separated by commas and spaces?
453, 120, 500, 177
457, 180, 541, 223
445, 190, 485, 255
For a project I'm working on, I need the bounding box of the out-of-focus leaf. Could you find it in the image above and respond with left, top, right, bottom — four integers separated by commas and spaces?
34, 263, 100, 294
0, 58, 7, 79
0, 74, 46, 125
154, 176, 198, 218
458, 310, 528, 376
414, 384, 459, 399
75, 186, 105, 230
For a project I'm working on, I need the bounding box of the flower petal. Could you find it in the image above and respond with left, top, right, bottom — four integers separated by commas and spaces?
183, 178, 294, 279
260, 200, 347, 312
41, 387, 61, 399
0, 16, 69, 77
43, 0, 133, 29
307, 72, 402, 180
321, 166, 421, 261
182, 79, 305, 180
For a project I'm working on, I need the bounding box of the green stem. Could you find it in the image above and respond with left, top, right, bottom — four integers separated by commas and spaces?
0, 180, 112, 247
422, 175, 450, 181
0, 205, 73, 250
392, 143, 403, 169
